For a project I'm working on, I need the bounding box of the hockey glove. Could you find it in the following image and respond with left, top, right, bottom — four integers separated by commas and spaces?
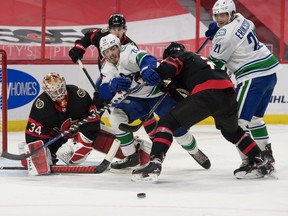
110, 77, 132, 92
205, 22, 219, 40
141, 68, 161, 86
69, 43, 86, 63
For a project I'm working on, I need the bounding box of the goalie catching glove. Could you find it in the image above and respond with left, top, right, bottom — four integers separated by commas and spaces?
56, 132, 93, 165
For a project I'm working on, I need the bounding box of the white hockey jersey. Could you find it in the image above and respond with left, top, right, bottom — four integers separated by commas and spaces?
209, 13, 280, 83
101, 43, 163, 98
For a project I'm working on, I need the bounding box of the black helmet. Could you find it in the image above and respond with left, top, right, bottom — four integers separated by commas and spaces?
163, 42, 186, 59
108, 13, 126, 28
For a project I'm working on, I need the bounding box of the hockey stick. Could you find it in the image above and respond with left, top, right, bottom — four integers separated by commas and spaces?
118, 92, 168, 132
0, 141, 120, 174
77, 59, 98, 91
0, 83, 146, 161
118, 39, 210, 133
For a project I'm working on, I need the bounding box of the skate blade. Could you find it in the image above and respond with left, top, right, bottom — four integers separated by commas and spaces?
234, 170, 264, 179
131, 173, 159, 183
110, 168, 133, 174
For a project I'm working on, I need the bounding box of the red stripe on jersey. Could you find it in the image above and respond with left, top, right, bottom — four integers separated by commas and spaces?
191, 80, 235, 95
25, 129, 50, 139
162, 57, 183, 76
90, 29, 100, 43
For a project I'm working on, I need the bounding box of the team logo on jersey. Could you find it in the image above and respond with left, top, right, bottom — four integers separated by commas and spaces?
77, 88, 86, 98
35, 98, 44, 109
215, 29, 227, 38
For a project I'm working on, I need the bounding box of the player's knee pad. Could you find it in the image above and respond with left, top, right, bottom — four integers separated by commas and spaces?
158, 113, 180, 132
221, 126, 246, 144
109, 108, 129, 133
25, 140, 52, 175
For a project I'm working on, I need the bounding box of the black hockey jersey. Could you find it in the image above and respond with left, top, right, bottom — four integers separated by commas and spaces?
75, 28, 136, 66
25, 85, 100, 154
156, 51, 235, 95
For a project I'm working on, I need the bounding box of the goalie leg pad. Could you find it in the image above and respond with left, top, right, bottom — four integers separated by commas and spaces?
25, 140, 52, 175
135, 137, 152, 165
93, 126, 124, 159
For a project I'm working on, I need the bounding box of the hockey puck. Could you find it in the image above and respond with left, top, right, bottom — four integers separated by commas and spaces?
137, 193, 146, 198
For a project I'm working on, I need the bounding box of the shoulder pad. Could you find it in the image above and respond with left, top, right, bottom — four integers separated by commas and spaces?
35, 98, 45, 109
77, 88, 86, 98
214, 28, 227, 39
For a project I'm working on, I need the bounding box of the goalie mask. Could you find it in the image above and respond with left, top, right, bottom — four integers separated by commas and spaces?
42, 72, 68, 108
163, 42, 186, 59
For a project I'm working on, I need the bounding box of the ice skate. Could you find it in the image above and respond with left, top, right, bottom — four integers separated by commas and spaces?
110, 151, 140, 174
262, 143, 275, 165
190, 149, 211, 169
131, 157, 162, 183
234, 152, 275, 179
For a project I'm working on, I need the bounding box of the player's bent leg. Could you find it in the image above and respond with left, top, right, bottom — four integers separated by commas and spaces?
174, 129, 211, 169
221, 126, 275, 179
109, 108, 142, 173
25, 140, 52, 175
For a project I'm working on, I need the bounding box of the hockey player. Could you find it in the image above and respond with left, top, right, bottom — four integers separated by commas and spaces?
69, 13, 136, 71
205, 0, 279, 167
98, 34, 211, 173
24, 72, 102, 175
131, 42, 275, 182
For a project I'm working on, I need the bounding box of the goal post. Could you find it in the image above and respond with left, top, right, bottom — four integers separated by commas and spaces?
0, 49, 8, 154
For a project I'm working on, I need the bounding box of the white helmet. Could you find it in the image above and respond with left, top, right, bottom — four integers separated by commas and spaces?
99, 34, 121, 57
212, 0, 236, 22
42, 72, 67, 102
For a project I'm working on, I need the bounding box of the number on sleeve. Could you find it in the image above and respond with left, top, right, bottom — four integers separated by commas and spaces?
29, 123, 42, 135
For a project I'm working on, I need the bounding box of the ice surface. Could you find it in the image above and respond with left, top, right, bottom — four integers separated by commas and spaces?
0, 125, 287, 216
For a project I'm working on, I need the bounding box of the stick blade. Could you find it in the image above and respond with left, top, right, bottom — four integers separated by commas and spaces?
119, 123, 141, 132
1, 152, 27, 160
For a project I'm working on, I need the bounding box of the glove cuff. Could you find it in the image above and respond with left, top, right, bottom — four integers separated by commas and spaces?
75, 43, 86, 52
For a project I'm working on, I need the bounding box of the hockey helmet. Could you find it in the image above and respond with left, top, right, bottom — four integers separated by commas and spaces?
108, 13, 126, 28
212, 0, 236, 22
99, 34, 121, 56
163, 42, 186, 59
42, 72, 67, 105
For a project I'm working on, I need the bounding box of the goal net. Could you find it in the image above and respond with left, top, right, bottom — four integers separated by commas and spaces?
0, 49, 7, 154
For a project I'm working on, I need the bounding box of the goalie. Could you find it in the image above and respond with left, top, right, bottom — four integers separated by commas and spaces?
22, 72, 120, 175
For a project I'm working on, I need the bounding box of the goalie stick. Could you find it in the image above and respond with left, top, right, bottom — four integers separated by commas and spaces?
0, 140, 120, 174
0, 83, 146, 161
118, 38, 210, 132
